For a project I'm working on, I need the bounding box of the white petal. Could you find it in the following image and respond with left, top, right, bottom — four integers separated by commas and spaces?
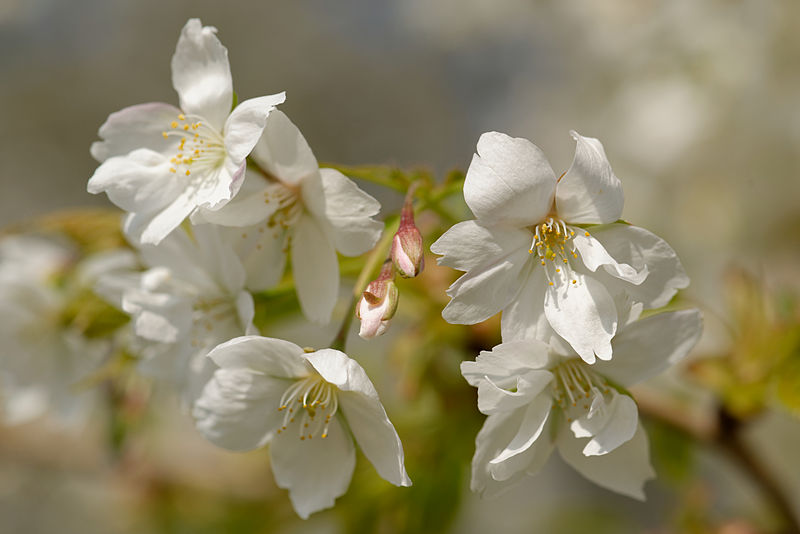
192, 159, 247, 211
250, 110, 320, 186
573, 230, 647, 284
339, 391, 411, 487
190, 223, 247, 294
430, 220, 531, 272
269, 417, 356, 519
318, 169, 383, 256
171, 18, 232, 131
557, 423, 655, 500
500, 266, 550, 342
470, 410, 533, 498
555, 131, 624, 224
441, 248, 532, 325
464, 132, 556, 226
223, 93, 286, 163
476, 370, 553, 415
292, 215, 339, 324
192, 173, 280, 227
570, 390, 638, 456
138, 189, 199, 245
488, 395, 552, 478
206, 336, 308, 378
122, 287, 192, 343
225, 223, 288, 292
461, 339, 553, 387
587, 224, 689, 309
544, 270, 617, 364
192, 368, 286, 451
594, 309, 703, 387
88, 149, 186, 214
90, 102, 182, 162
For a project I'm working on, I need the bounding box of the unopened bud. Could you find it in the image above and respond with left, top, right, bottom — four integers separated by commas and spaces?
391, 197, 424, 278
357, 261, 399, 339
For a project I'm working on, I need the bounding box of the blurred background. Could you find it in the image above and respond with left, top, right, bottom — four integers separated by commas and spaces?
1, 0, 799, 533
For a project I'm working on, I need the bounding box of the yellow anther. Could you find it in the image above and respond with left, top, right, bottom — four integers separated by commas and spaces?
169, 168, 176, 173
178, 113, 185, 121
563, 258, 568, 263
183, 124, 190, 131
540, 260, 545, 266
584, 231, 590, 236
185, 170, 191, 176
162, 131, 168, 139
170, 121, 178, 128
300, 436, 305, 440
528, 249, 533, 254
549, 281, 554, 286
321, 433, 328, 439
556, 268, 561, 273
194, 133, 199, 138
572, 279, 577, 284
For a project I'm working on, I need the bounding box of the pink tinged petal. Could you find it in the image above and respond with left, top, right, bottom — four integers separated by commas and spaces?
461, 339, 553, 387
572, 231, 647, 284
269, 417, 356, 519
570, 390, 638, 456
488, 395, 553, 478
90, 102, 183, 162
171, 18, 233, 131
464, 132, 557, 227
588, 224, 689, 309
357, 296, 391, 339
544, 270, 617, 364
595, 309, 703, 387
223, 93, 286, 163
251, 110, 320, 186
338, 391, 411, 487
192, 368, 287, 451
88, 149, 186, 213
441, 248, 532, 325
430, 220, 531, 272
556, 131, 624, 224
557, 423, 655, 500
292, 215, 339, 324
205, 335, 308, 378
319, 169, 383, 256
476, 370, 553, 415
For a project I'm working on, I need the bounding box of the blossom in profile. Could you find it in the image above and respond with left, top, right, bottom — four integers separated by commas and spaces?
192, 110, 383, 324
431, 131, 688, 363
461, 307, 702, 499
193, 336, 411, 518
88, 18, 285, 245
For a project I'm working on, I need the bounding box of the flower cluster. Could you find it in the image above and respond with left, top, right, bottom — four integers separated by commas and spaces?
433, 131, 702, 498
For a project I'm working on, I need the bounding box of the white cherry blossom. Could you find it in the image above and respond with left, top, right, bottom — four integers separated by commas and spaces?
88, 18, 285, 245
192, 110, 383, 324
461, 307, 702, 500
431, 131, 689, 363
193, 336, 411, 518
109, 224, 256, 403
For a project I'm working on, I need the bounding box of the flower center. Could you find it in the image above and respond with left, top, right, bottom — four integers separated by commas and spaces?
528, 217, 581, 286
277, 374, 339, 440
551, 359, 610, 418
263, 182, 303, 229
162, 113, 226, 177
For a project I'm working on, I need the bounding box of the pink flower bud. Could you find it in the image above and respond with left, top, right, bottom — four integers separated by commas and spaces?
357, 261, 399, 339
391, 198, 424, 278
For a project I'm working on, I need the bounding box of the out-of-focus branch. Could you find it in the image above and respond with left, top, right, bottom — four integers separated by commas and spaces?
637, 392, 799, 534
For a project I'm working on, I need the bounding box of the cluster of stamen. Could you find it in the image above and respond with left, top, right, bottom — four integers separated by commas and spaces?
162, 113, 225, 176
551, 359, 611, 421
529, 218, 582, 285
263, 183, 302, 229
276, 375, 338, 440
